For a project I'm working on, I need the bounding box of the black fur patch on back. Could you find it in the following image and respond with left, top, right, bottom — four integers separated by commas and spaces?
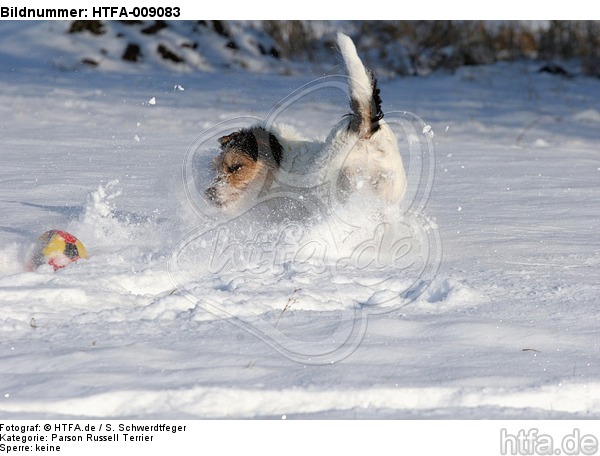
219, 126, 282, 166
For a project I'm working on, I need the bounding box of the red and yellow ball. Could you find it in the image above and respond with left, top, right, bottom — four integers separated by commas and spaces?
29, 230, 87, 271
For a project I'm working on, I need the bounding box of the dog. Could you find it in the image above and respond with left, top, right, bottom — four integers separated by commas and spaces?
204, 33, 406, 213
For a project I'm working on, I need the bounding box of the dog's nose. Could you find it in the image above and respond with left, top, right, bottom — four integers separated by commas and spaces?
205, 186, 217, 200
205, 187, 221, 206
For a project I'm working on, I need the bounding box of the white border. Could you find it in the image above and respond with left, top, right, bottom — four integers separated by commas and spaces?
3, 420, 600, 456
2, 1, 598, 20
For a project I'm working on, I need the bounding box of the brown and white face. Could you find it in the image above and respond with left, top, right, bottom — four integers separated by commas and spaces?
205, 127, 283, 208
205, 150, 267, 208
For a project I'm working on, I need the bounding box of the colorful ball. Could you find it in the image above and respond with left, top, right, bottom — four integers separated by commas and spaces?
30, 230, 88, 271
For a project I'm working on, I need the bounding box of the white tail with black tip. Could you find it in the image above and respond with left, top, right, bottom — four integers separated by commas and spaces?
337, 32, 383, 139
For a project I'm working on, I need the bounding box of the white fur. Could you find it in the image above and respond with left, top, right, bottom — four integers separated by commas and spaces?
253, 118, 406, 206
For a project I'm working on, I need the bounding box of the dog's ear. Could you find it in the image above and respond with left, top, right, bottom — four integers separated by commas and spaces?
218, 132, 240, 148
267, 132, 282, 166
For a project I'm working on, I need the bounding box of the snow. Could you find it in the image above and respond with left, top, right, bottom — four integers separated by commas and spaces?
1, 22, 600, 419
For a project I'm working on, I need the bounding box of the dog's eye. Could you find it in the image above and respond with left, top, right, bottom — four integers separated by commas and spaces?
227, 164, 243, 173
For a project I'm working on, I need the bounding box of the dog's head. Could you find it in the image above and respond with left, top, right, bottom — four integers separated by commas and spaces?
205, 126, 283, 208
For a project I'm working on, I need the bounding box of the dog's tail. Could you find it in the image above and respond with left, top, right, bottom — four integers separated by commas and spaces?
337, 32, 383, 138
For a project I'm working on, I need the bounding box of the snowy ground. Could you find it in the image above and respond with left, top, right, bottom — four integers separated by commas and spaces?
1, 23, 600, 419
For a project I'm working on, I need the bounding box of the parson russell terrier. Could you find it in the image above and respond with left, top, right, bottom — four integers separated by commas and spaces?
204, 33, 406, 212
